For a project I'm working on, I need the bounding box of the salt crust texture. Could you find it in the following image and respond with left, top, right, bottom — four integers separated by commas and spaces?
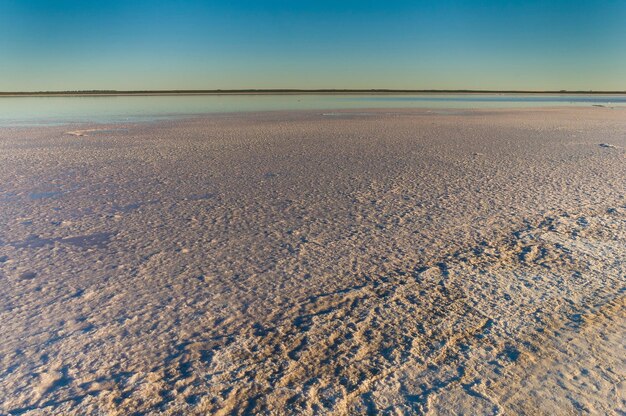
0, 108, 624, 415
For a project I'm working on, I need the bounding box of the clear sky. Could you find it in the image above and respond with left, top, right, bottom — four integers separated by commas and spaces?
1, 0, 625, 91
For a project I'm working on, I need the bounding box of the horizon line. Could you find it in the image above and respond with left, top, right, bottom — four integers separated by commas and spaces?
1, 89, 626, 96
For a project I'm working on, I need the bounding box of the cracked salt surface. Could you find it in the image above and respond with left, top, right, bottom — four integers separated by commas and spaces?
0, 108, 624, 415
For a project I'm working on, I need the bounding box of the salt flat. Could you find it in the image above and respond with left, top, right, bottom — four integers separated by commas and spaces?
0, 108, 624, 415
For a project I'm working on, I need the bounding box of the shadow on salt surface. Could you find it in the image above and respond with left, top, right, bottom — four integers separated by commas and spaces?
8, 232, 114, 249
62, 233, 114, 249
29, 191, 63, 200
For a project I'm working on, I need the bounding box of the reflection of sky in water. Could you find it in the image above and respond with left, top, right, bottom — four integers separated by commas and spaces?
1, 94, 625, 126
352, 95, 626, 103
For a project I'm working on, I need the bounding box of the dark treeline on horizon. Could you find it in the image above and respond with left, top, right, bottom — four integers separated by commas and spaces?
1, 89, 625, 96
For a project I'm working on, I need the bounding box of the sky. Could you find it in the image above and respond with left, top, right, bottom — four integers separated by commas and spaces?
1, 0, 625, 91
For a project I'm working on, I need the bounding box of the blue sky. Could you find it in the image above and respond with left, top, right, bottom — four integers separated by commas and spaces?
1, 0, 625, 91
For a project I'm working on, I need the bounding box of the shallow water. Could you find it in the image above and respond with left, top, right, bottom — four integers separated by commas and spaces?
1, 93, 625, 126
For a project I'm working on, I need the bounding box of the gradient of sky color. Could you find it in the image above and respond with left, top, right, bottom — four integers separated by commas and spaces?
1, 0, 625, 91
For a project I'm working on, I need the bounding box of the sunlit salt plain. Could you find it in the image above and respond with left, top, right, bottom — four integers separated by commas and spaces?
0, 104, 624, 415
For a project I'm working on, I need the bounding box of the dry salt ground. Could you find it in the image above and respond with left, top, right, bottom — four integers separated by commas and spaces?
0, 107, 625, 415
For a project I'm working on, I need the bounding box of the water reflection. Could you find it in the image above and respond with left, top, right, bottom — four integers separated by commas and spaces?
0, 94, 624, 126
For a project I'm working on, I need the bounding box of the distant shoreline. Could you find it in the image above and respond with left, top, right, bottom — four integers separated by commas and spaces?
1, 89, 625, 97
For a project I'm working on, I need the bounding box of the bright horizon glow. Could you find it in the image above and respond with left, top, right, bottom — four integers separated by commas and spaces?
1, 0, 625, 91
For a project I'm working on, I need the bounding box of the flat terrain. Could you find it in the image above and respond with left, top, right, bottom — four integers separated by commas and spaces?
0, 108, 624, 415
